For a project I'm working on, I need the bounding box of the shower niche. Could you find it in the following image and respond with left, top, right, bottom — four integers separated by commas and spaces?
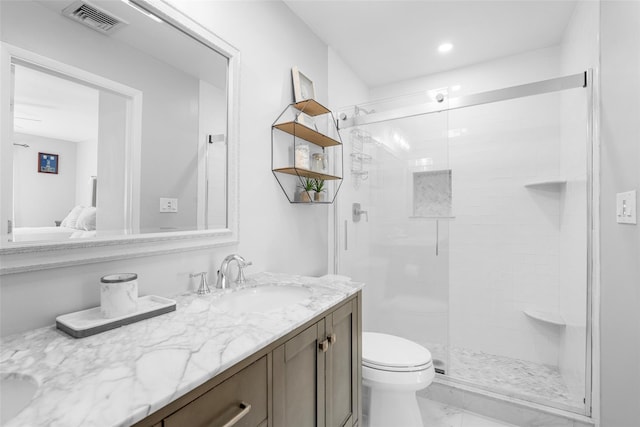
271, 100, 343, 203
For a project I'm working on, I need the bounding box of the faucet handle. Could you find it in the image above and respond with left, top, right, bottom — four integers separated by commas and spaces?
235, 260, 252, 284
190, 272, 211, 295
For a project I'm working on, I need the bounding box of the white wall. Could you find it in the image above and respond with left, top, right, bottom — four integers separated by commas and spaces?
198, 81, 227, 230
12, 133, 78, 227
1, 1, 332, 336
74, 137, 98, 208
371, 46, 563, 100
599, 1, 640, 425
97, 91, 127, 234
167, 0, 331, 275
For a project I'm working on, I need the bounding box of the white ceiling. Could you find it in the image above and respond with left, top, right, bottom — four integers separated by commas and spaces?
284, 0, 578, 87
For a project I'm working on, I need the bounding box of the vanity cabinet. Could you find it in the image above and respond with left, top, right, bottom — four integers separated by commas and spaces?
271, 99, 344, 204
133, 293, 361, 427
272, 298, 358, 427
163, 356, 268, 427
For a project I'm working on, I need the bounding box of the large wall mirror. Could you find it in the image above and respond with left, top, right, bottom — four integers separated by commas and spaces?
0, 0, 239, 273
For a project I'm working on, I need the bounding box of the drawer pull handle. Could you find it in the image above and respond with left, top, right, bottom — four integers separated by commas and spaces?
220, 401, 252, 427
328, 333, 337, 344
319, 339, 329, 353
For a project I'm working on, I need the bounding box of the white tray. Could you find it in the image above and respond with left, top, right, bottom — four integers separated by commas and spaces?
56, 295, 176, 338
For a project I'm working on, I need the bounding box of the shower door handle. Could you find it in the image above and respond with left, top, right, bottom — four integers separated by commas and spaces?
344, 220, 348, 251
436, 220, 439, 256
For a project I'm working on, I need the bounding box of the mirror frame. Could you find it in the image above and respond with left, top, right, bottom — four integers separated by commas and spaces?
0, 0, 240, 275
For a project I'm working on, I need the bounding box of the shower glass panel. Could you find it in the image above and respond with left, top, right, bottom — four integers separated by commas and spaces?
445, 88, 588, 413
336, 78, 589, 415
337, 95, 452, 374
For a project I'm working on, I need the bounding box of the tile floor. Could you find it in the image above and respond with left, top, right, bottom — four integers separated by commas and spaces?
418, 397, 520, 427
428, 344, 583, 411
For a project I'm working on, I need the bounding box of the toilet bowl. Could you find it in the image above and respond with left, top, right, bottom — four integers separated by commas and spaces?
362, 332, 435, 427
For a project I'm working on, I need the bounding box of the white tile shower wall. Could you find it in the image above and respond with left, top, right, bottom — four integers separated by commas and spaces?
1, 1, 332, 336
558, 0, 599, 403
368, 46, 573, 365
448, 94, 563, 365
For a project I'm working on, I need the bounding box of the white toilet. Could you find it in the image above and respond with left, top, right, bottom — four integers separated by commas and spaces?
362, 332, 435, 427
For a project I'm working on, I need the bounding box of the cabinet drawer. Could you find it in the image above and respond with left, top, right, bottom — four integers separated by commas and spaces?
164, 356, 268, 427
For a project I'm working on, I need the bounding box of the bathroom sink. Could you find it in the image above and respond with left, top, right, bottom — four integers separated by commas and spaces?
216, 285, 312, 313
0, 373, 38, 423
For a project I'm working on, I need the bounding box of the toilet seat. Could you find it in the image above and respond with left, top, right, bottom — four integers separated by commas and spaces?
363, 332, 433, 372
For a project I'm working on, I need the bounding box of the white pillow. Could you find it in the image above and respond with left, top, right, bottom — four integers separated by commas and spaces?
76, 207, 97, 231
60, 205, 84, 229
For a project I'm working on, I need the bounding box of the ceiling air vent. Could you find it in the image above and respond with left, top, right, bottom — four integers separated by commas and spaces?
62, 1, 127, 35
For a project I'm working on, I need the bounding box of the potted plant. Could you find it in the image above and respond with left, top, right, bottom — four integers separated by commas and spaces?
312, 178, 326, 202
298, 176, 314, 202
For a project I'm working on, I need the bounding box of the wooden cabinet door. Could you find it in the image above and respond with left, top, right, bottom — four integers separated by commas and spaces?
326, 300, 358, 427
272, 320, 326, 427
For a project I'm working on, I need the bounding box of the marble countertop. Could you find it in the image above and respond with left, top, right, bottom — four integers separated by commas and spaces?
0, 272, 363, 427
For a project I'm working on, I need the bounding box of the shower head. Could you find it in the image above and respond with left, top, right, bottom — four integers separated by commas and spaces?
13, 143, 30, 148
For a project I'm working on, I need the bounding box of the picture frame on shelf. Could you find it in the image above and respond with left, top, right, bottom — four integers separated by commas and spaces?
292, 66, 316, 102
38, 152, 58, 174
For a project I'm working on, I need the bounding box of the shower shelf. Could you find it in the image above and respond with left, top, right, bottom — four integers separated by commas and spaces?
350, 152, 372, 162
523, 309, 566, 327
524, 178, 567, 188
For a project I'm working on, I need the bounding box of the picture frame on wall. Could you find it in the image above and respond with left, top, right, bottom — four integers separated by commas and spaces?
292, 66, 316, 102
38, 152, 58, 174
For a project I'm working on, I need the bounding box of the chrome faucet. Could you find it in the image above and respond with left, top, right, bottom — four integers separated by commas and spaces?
216, 254, 252, 289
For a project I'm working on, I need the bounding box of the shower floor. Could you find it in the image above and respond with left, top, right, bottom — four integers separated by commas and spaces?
428, 344, 584, 411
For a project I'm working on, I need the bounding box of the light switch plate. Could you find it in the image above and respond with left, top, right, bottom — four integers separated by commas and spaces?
616, 190, 636, 224
159, 197, 178, 213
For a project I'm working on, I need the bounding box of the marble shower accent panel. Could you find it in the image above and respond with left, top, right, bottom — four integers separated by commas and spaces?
413, 169, 452, 217
0, 272, 363, 427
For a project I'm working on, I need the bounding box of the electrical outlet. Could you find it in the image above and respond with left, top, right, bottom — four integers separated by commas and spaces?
616, 190, 636, 224
159, 197, 178, 213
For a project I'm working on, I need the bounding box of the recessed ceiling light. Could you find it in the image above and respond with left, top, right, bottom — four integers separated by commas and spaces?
438, 43, 453, 53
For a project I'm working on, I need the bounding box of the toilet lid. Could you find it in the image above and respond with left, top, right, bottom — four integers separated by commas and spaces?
363, 332, 432, 370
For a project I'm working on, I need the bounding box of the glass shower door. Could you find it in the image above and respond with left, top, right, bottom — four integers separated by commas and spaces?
336, 98, 452, 372
444, 88, 589, 412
